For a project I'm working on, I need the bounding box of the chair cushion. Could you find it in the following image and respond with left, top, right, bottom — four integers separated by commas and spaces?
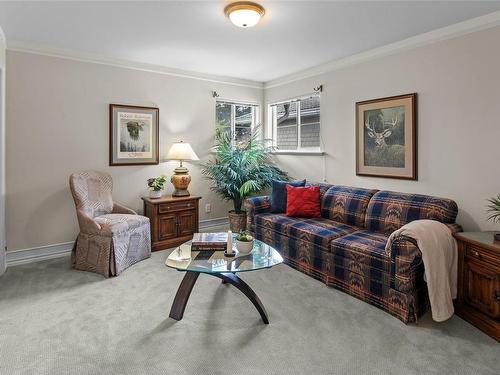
321, 185, 378, 227
286, 185, 321, 218
365, 190, 459, 234
270, 179, 306, 213
95, 214, 149, 235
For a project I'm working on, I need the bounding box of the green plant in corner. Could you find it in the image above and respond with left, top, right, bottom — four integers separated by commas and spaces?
486, 194, 500, 223
201, 125, 288, 230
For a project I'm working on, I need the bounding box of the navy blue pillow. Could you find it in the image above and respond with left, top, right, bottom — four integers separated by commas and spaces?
270, 179, 306, 213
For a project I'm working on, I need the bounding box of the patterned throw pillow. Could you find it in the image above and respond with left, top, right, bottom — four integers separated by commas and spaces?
270, 179, 306, 213
285, 185, 321, 218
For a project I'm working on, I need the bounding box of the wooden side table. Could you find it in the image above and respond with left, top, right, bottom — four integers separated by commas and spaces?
454, 232, 500, 341
142, 195, 201, 251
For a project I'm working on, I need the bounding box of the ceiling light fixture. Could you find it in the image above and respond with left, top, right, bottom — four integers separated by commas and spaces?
224, 1, 265, 28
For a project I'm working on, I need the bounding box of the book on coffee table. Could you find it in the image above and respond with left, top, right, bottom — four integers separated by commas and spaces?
191, 232, 228, 251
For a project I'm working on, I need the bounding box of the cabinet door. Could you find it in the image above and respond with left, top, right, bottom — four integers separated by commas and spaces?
464, 260, 500, 319
178, 210, 196, 237
158, 214, 177, 241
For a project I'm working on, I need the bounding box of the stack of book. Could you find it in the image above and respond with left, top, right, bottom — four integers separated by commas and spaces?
191, 232, 228, 251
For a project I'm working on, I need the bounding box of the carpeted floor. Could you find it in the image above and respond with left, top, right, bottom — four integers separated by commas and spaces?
0, 250, 498, 375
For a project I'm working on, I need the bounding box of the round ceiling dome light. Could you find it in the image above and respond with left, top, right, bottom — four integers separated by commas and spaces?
224, 1, 265, 28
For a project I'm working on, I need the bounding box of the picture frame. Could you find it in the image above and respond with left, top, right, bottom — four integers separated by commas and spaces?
356, 93, 417, 180
109, 104, 159, 166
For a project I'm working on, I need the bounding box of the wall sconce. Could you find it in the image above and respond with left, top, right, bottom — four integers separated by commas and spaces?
313, 85, 323, 93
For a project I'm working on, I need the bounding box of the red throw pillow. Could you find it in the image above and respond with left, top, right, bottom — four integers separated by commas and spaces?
286, 185, 321, 218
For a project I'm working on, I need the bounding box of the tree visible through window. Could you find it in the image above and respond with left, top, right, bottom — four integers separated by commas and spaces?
269, 95, 320, 151
216, 101, 258, 144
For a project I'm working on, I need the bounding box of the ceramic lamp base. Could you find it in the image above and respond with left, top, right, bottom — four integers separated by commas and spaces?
171, 166, 192, 197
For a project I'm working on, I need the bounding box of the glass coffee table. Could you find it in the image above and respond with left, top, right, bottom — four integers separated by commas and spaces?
165, 238, 283, 324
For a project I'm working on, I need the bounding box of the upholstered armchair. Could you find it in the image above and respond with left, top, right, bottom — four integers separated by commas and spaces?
69, 170, 151, 277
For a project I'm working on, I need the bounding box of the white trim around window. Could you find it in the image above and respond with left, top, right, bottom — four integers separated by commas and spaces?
216, 99, 260, 144
267, 93, 322, 154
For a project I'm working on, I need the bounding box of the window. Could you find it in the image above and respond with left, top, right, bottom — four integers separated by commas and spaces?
269, 94, 321, 152
216, 100, 259, 143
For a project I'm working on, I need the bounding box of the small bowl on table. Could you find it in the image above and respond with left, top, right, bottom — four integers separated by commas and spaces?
236, 233, 255, 255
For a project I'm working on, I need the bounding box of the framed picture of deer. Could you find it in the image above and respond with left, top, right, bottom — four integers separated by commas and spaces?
109, 104, 159, 166
356, 93, 417, 180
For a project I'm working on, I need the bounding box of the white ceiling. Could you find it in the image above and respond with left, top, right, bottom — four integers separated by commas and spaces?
1, 1, 500, 83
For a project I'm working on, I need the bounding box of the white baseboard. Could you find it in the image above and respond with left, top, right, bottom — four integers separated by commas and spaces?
199, 217, 229, 229
5, 217, 229, 267
6, 241, 74, 267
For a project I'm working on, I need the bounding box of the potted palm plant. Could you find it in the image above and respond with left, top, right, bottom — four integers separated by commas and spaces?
202, 126, 288, 232
486, 194, 500, 241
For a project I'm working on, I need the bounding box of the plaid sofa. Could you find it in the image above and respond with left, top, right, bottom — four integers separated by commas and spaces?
244, 184, 461, 323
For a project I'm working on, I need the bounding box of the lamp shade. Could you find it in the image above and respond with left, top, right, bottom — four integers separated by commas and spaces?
166, 141, 199, 161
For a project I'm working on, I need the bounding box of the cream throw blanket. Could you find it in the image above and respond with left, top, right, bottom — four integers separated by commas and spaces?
385, 219, 458, 322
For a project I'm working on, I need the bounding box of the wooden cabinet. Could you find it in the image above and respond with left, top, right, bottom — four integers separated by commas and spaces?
142, 195, 201, 251
454, 232, 500, 341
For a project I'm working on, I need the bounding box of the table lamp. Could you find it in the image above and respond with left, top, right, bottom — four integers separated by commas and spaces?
166, 141, 199, 197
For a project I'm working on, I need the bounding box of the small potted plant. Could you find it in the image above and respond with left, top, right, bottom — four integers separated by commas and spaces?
236, 231, 254, 254
147, 175, 167, 199
486, 194, 500, 241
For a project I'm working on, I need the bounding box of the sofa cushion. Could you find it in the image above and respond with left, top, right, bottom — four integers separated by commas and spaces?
286, 185, 321, 218
365, 190, 459, 234
331, 230, 389, 260
286, 218, 357, 251
255, 213, 357, 252
270, 179, 306, 213
254, 213, 303, 234
321, 185, 378, 227
305, 181, 334, 198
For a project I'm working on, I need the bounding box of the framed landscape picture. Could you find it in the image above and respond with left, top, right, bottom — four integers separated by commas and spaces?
356, 93, 417, 180
109, 104, 159, 166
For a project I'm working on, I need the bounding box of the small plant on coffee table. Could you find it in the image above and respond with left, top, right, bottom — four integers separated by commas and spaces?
236, 231, 254, 242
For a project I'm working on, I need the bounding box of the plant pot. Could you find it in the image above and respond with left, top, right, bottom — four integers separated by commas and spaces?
228, 210, 247, 232
236, 239, 254, 255
149, 190, 162, 199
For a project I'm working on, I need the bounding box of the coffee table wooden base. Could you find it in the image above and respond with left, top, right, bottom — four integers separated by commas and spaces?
169, 271, 269, 324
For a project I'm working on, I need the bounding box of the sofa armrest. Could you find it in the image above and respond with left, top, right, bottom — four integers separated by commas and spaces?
444, 222, 463, 234
387, 222, 462, 292
387, 235, 423, 292
112, 202, 137, 215
77, 211, 102, 235
244, 196, 271, 234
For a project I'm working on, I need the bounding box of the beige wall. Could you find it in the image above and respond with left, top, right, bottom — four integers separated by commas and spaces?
6, 24, 500, 251
6, 51, 263, 251
0, 31, 5, 272
265, 26, 500, 231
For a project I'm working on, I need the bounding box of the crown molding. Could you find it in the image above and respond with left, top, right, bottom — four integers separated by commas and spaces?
6, 40, 264, 89
5, 10, 500, 91
264, 10, 500, 89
